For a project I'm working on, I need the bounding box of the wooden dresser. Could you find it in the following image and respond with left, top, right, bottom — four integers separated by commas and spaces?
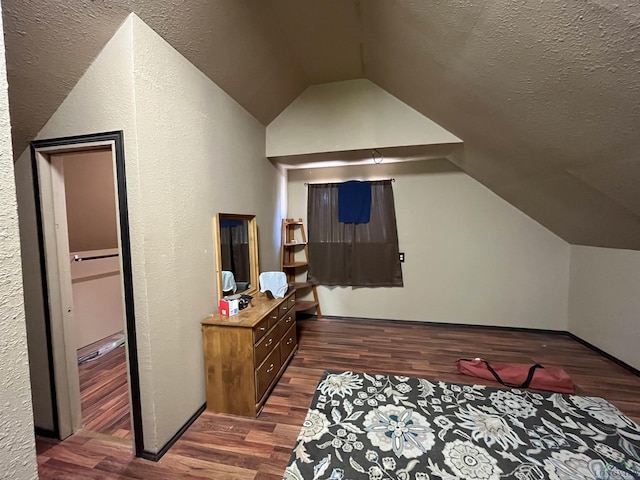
201, 290, 297, 417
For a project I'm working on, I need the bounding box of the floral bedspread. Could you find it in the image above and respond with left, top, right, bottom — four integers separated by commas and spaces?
283, 371, 640, 480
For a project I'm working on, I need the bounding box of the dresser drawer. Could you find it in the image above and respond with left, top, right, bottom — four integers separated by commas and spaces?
281, 311, 295, 332
278, 299, 291, 319
254, 328, 279, 367
252, 315, 270, 343
271, 312, 293, 341
266, 307, 280, 329
256, 348, 281, 402
287, 295, 296, 311
280, 323, 297, 362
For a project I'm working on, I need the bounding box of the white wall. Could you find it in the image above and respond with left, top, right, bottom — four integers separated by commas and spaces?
267, 79, 461, 157
131, 16, 282, 451
14, 14, 137, 434
71, 249, 124, 350
0, 1, 38, 476
569, 246, 640, 370
288, 160, 570, 330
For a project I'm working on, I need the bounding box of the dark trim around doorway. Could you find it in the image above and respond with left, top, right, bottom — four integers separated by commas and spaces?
31, 131, 145, 457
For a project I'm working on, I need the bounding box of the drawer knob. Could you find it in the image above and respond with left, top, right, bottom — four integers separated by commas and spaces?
265, 338, 273, 347
282, 306, 287, 310
286, 316, 292, 323
266, 363, 274, 373
259, 326, 266, 331
286, 338, 293, 345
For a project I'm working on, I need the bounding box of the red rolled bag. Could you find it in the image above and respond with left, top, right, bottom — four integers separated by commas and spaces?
456, 357, 574, 393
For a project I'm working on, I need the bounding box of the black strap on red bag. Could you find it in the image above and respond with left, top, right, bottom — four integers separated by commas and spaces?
464, 359, 544, 389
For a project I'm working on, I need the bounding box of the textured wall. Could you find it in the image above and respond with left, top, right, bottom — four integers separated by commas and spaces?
569, 246, 640, 370
13, 15, 137, 435
288, 161, 571, 330
12, 13, 283, 453
131, 15, 282, 451
0, 1, 38, 477
266, 79, 461, 157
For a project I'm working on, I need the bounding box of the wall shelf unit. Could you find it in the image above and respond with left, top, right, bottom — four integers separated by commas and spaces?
280, 218, 321, 319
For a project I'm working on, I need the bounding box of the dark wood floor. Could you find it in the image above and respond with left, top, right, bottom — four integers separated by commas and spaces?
78, 345, 132, 439
37, 317, 640, 479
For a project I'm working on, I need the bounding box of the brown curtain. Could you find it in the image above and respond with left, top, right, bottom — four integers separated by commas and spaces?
307, 180, 403, 287
220, 223, 250, 282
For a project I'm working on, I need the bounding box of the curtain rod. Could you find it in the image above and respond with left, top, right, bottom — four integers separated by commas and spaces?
304, 178, 395, 186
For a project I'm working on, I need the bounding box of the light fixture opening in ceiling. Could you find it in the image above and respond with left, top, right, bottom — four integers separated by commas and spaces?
372, 149, 383, 164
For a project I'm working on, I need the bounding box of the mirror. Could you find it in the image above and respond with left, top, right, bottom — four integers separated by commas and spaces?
213, 213, 259, 300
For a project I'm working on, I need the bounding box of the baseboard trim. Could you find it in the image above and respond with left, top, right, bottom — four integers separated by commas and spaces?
140, 403, 206, 462
565, 332, 640, 377
35, 426, 58, 438
303, 315, 640, 378
314, 315, 564, 335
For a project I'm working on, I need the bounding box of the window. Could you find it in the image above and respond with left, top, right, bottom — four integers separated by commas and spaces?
307, 180, 403, 287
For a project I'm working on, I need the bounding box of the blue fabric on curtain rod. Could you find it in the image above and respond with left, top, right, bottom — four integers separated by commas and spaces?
338, 180, 371, 223
219, 219, 244, 228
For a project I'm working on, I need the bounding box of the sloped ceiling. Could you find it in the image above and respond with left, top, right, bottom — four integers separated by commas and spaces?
3, 0, 640, 249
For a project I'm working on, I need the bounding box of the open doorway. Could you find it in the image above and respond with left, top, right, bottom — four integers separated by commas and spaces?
30, 131, 144, 455
54, 147, 130, 439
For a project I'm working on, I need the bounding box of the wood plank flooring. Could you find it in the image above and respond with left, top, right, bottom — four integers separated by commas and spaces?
37, 317, 640, 479
78, 344, 132, 439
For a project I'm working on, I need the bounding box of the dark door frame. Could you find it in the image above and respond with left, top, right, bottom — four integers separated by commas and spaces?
30, 130, 144, 456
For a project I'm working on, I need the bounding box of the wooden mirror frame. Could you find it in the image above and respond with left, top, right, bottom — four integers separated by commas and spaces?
213, 213, 259, 300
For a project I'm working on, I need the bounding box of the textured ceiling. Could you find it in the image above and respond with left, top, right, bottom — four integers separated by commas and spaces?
2, 0, 640, 248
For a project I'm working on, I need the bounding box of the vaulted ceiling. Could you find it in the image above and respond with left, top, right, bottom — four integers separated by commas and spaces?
3, 1, 640, 249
